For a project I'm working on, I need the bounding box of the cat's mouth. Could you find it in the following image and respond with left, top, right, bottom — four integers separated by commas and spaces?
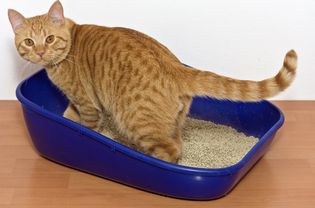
34, 57, 49, 64
31, 53, 61, 66
27, 56, 52, 66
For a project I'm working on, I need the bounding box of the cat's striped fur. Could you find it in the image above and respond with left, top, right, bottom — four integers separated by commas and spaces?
9, 1, 297, 163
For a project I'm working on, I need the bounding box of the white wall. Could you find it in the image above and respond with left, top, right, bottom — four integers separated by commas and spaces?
1, 0, 314, 100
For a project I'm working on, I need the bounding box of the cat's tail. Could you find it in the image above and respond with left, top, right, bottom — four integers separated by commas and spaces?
179, 50, 297, 101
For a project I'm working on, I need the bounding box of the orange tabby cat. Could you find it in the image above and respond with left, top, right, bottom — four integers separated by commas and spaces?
8, 1, 297, 163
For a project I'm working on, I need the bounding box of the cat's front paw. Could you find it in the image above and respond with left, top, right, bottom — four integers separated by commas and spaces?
63, 104, 80, 123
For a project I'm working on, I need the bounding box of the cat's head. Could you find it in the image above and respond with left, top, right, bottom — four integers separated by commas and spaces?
8, 1, 72, 66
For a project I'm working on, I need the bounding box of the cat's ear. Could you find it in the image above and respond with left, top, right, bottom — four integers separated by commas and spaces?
8, 9, 25, 33
48, 0, 65, 25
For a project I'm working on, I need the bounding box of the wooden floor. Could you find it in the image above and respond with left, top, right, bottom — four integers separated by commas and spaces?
0, 101, 314, 208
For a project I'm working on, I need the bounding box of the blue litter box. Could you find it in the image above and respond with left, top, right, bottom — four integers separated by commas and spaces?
16, 69, 284, 200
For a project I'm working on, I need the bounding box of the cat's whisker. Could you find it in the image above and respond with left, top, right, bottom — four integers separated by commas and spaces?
53, 53, 75, 63
19, 61, 31, 78
63, 58, 76, 65
19, 60, 41, 79
55, 54, 79, 68
65, 54, 76, 58
52, 60, 58, 69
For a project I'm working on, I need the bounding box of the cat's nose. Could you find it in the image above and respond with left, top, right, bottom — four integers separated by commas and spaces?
35, 49, 46, 57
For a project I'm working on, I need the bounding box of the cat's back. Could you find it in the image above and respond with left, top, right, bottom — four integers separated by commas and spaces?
72, 23, 180, 64
69, 23, 187, 103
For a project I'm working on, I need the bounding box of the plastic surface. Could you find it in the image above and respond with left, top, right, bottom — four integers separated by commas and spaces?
16, 69, 284, 200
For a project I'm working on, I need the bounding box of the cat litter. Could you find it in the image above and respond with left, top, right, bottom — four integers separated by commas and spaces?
100, 113, 258, 168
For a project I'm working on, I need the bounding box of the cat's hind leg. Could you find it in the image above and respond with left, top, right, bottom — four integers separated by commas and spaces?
120, 104, 183, 163
132, 130, 181, 163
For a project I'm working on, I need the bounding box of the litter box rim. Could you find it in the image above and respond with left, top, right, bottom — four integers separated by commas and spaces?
16, 69, 284, 177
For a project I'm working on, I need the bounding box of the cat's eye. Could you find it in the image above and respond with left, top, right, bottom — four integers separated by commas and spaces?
24, 39, 34, 47
46, 35, 55, 44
